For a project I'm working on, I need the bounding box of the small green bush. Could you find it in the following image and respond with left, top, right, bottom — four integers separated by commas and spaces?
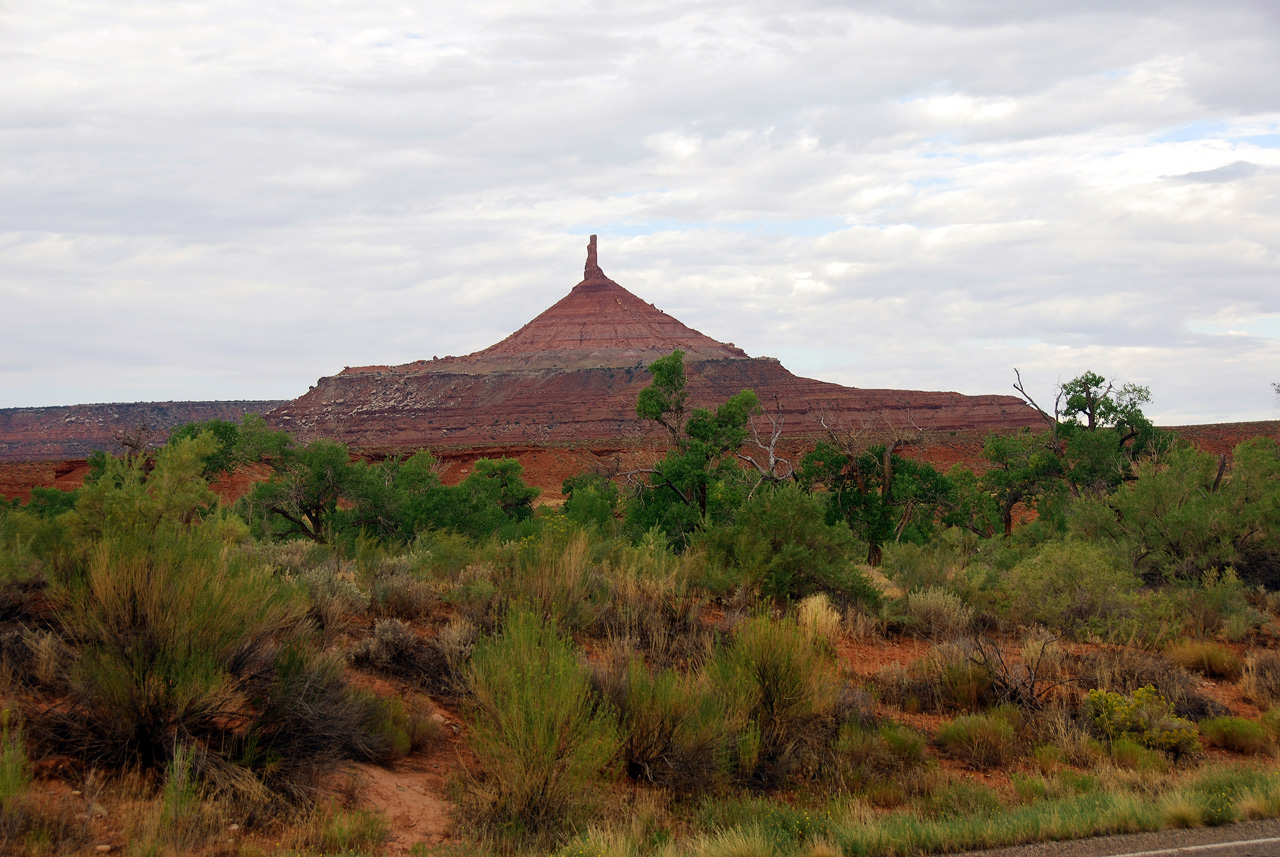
1085, 685, 1201, 759
0, 710, 29, 806
465, 605, 619, 844
935, 714, 1019, 769
1166, 640, 1243, 680
1109, 736, 1169, 772
1198, 716, 1271, 755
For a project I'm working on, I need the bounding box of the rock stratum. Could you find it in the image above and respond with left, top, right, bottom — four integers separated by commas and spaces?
269, 236, 1042, 448
0, 401, 284, 463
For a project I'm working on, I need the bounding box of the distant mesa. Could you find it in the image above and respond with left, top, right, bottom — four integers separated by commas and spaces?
268, 236, 1042, 448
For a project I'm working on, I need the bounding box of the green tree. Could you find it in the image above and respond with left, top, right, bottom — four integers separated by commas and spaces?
1014, 369, 1167, 496
246, 439, 356, 543
799, 437, 953, 566
978, 429, 1064, 537
628, 351, 760, 547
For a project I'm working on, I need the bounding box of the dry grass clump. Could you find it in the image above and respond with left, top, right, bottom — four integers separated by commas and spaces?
1166, 640, 1244, 680
1240, 651, 1280, 707
797, 593, 842, 651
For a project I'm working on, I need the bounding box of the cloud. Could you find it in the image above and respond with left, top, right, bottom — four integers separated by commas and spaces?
1, 0, 1279, 423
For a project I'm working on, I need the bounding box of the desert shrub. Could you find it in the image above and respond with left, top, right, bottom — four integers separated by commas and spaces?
876, 645, 995, 714
881, 540, 955, 594
1173, 568, 1264, 641
699, 484, 881, 607
596, 538, 711, 666
349, 618, 423, 678
1240, 651, 1280, 707
45, 532, 302, 770
709, 614, 842, 785
903, 587, 972, 639
1002, 541, 1141, 635
299, 561, 369, 631
371, 572, 436, 621
1030, 704, 1107, 769
364, 695, 439, 759
421, 615, 478, 700
935, 713, 1020, 769
593, 656, 726, 794
1085, 686, 1201, 760
465, 605, 619, 844
1166, 640, 1243, 680
1198, 716, 1271, 755
243, 647, 398, 805
1077, 647, 1223, 720
832, 720, 931, 794
505, 530, 599, 632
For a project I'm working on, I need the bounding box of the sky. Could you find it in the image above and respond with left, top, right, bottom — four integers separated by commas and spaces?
2, 1, 1279, 425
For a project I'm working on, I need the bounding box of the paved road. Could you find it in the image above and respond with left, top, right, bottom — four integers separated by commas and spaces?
955, 818, 1280, 857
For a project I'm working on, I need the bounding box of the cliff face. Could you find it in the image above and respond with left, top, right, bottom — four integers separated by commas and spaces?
0, 401, 284, 462
269, 236, 1041, 447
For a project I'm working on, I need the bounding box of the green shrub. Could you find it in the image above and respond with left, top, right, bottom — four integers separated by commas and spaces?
699, 484, 880, 607
917, 779, 1003, 819
1198, 716, 1271, 755
1003, 541, 1140, 634
935, 714, 1019, 769
1085, 685, 1201, 759
1166, 640, 1243, 680
593, 657, 726, 794
465, 605, 619, 844
709, 614, 842, 784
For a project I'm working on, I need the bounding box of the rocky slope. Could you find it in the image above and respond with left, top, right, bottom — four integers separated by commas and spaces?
270, 236, 1042, 447
0, 401, 284, 462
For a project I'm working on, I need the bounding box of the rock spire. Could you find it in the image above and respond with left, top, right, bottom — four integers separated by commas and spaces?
585, 234, 604, 280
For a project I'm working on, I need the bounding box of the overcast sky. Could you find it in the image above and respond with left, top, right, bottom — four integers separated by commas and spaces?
3, 1, 1279, 424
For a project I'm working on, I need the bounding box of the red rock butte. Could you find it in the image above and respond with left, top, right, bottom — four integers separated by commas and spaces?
268, 236, 1043, 449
